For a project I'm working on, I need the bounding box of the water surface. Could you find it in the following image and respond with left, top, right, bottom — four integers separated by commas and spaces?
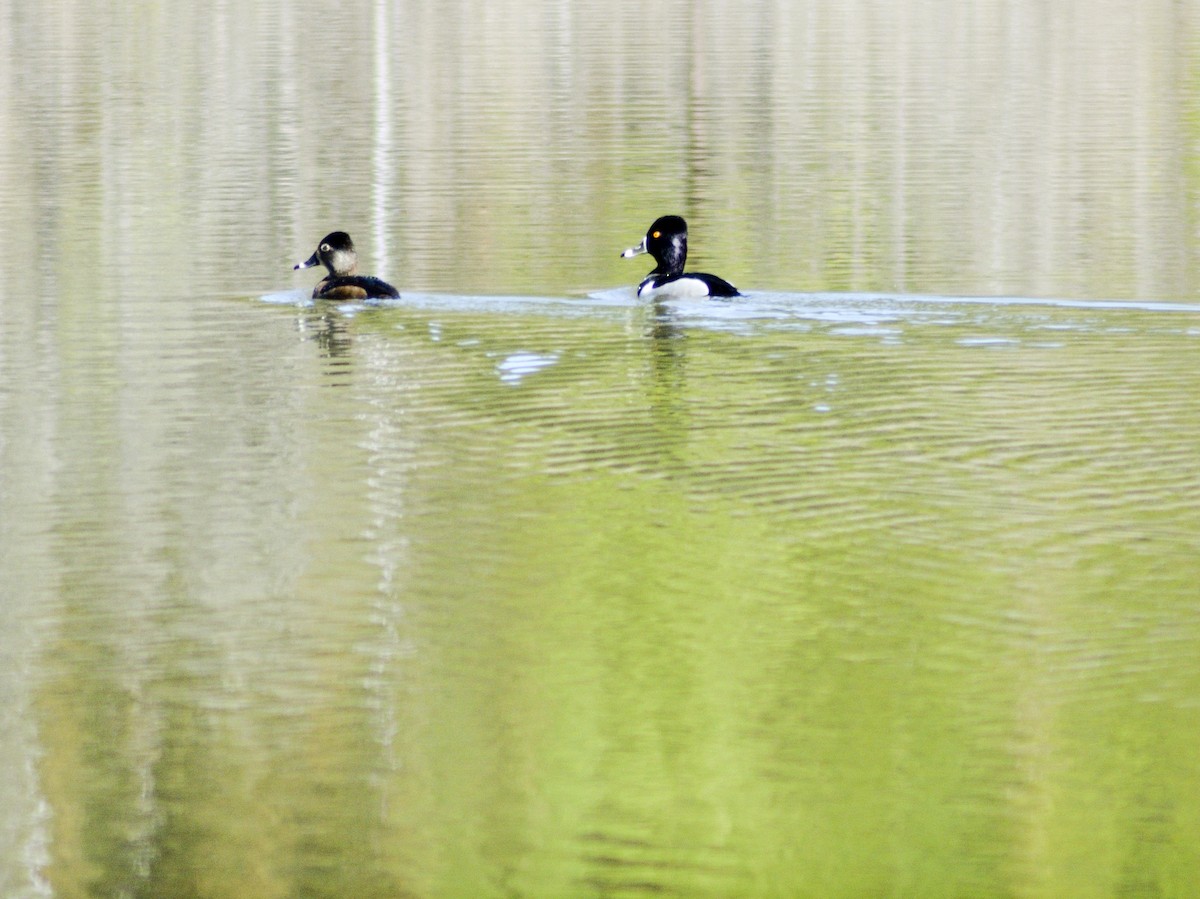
4, 1, 1200, 896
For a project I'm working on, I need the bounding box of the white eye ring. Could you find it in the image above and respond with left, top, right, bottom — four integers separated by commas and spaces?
320, 243, 331, 253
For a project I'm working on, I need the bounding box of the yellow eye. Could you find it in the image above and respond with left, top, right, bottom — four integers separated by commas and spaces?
652, 231, 661, 239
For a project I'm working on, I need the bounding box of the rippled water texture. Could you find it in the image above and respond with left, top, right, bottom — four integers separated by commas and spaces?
4, 1, 1200, 896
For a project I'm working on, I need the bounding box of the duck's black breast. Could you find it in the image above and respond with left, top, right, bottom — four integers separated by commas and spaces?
314, 275, 400, 300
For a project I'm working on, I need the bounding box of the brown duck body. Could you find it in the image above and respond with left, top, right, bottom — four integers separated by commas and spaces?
295, 232, 399, 300
310, 274, 400, 300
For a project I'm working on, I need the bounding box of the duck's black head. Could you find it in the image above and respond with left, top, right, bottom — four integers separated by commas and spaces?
295, 231, 359, 277
621, 215, 688, 275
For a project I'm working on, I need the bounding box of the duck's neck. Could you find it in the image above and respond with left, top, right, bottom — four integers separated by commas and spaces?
654, 234, 687, 275
326, 251, 359, 277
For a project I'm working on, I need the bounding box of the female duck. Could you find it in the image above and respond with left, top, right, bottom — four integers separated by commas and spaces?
621, 215, 739, 299
294, 231, 399, 300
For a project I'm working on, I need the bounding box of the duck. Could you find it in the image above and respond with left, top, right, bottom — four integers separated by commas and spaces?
621, 215, 739, 299
294, 231, 399, 300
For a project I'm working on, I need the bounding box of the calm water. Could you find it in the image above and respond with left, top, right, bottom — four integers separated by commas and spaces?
4, 1, 1200, 896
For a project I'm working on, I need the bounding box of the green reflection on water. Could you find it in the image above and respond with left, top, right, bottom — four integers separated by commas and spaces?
6, 0, 1200, 894
17, 296, 1200, 897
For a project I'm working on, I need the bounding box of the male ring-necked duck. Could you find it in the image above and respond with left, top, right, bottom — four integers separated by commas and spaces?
621, 215, 739, 299
294, 231, 399, 300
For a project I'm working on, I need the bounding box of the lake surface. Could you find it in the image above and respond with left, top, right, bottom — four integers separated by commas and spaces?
4, 1, 1200, 896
